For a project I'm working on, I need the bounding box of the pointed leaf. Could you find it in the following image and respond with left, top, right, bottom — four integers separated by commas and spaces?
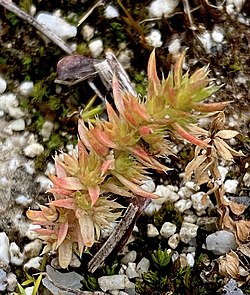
58, 239, 73, 269
216, 130, 239, 139
49, 175, 85, 190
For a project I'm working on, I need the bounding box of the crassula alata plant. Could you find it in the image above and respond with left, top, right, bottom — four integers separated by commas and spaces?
27, 49, 243, 269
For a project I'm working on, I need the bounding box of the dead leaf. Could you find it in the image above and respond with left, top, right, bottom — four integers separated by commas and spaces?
216, 130, 239, 139
238, 244, 250, 258
218, 251, 240, 278
235, 220, 250, 243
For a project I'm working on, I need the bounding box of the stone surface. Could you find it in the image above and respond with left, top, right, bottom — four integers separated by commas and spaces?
174, 199, 192, 213
40, 121, 54, 139
191, 192, 210, 212
145, 29, 163, 47
224, 179, 238, 194
18, 81, 34, 97
121, 251, 137, 265
36, 12, 77, 40
206, 230, 238, 255
0, 232, 10, 264
147, 223, 159, 237
82, 24, 95, 41
0, 269, 7, 292
179, 222, 199, 243
136, 257, 150, 276
168, 233, 180, 249
148, 0, 180, 17
23, 143, 44, 158
104, 4, 120, 19
0, 77, 7, 94
98, 275, 132, 292
9, 242, 24, 265
160, 222, 177, 238
89, 38, 103, 58
8, 119, 25, 131
0, 93, 18, 114
126, 263, 139, 279
8, 107, 25, 119
155, 185, 179, 202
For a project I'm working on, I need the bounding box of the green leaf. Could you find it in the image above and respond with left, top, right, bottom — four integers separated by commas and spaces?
17, 283, 27, 295
32, 274, 43, 295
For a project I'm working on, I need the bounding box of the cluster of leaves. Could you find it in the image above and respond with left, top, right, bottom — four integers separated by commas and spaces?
27, 50, 237, 269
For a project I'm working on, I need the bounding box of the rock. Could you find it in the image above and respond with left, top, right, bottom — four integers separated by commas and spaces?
104, 4, 120, 19
224, 179, 238, 194
197, 31, 212, 53
126, 263, 139, 279
180, 253, 195, 268
98, 275, 132, 292
24, 257, 42, 271
206, 230, 237, 255
9, 242, 24, 265
180, 222, 199, 243
6, 273, 17, 292
218, 166, 228, 182
160, 222, 177, 238
148, 0, 180, 17
168, 233, 180, 249
183, 214, 198, 224
24, 143, 44, 158
15, 194, 33, 207
8, 119, 25, 131
0, 269, 7, 292
222, 278, 246, 295
35, 175, 52, 191
174, 199, 192, 213
81, 24, 95, 41
136, 257, 150, 276
118, 50, 134, 70
191, 192, 210, 212
18, 81, 34, 97
145, 29, 163, 47
141, 179, 155, 193
89, 38, 103, 58
0, 77, 7, 94
147, 224, 159, 237
23, 239, 43, 258
168, 38, 181, 55
155, 185, 179, 202
211, 25, 224, 43
121, 251, 137, 265
36, 12, 77, 40
243, 172, 250, 187
0, 232, 10, 264
40, 121, 54, 139
0, 93, 18, 113
8, 107, 25, 119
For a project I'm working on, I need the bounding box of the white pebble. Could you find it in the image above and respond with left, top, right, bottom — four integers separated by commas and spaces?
211, 25, 224, 43
206, 230, 237, 255
35, 175, 52, 191
191, 192, 210, 212
24, 143, 44, 158
224, 179, 238, 194
218, 166, 228, 182
9, 242, 24, 265
145, 29, 163, 47
6, 273, 17, 292
197, 31, 212, 53
168, 233, 180, 249
174, 199, 192, 213
136, 257, 150, 276
0, 77, 7, 94
36, 13, 77, 40
126, 263, 139, 279
147, 224, 159, 237
141, 179, 155, 193
179, 222, 199, 243
18, 81, 34, 97
24, 257, 42, 272
89, 38, 103, 58
40, 121, 54, 139
15, 195, 33, 207
23, 239, 43, 258
0, 269, 7, 292
155, 185, 179, 202
168, 38, 181, 55
8, 119, 25, 131
82, 24, 95, 41
0, 93, 18, 113
0, 232, 10, 264
98, 275, 132, 292
25, 224, 41, 240
148, 0, 180, 17
243, 173, 250, 187
121, 251, 137, 265
8, 107, 25, 119
160, 222, 176, 238
104, 4, 120, 19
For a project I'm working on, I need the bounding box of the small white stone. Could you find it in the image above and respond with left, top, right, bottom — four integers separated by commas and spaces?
45, 162, 56, 176
104, 4, 120, 19
224, 179, 238, 194
218, 166, 228, 182
174, 199, 192, 213
15, 195, 32, 207
211, 26, 224, 43
26, 224, 41, 240
243, 173, 250, 187
168, 233, 180, 249
160, 222, 177, 239
23, 160, 35, 175
0, 232, 10, 264
191, 192, 210, 212
24, 143, 44, 158
0, 93, 18, 113
82, 24, 95, 41
18, 81, 34, 97
24, 257, 42, 272
148, 0, 180, 17
121, 251, 137, 265
136, 257, 150, 277
6, 273, 17, 292
36, 13, 77, 40
69, 253, 81, 268
180, 222, 199, 243
8, 119, 25, 131
147, 224, 159, 237
9, 242, 24, 265
145, 29, 163, 47
8, 107, 25, 119
36, 175, 52, 191
89, 38, 103, 58
183, 214, 198, 224
126, 263, 139, 279
118, 50, 134, 70
24, 286, 34, 295
144, 202, 161, 215
155, 185, 179, 202
206, 230, 237, 255
0, 77, 7, 94
168, 38, 181, 55
179, 253, 195, 268
197, 31, 212, 53
141, 179, 155, 193
98, 275, 131, 292
40, 121, 54, 139
186, 253, 195, 267
23, 239, 43, 258
0, 269, 7, 292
